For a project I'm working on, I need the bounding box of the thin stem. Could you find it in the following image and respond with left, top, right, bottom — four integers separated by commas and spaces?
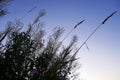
75, 11, 117, 54
61, 20, 85, 43
19, 6, 37, 20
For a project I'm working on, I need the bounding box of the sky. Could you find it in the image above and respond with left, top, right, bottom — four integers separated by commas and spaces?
0, 0, 120, 80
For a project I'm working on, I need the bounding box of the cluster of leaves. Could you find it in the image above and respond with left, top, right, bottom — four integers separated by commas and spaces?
0, 0, 12, 17
0, 11, 79, 80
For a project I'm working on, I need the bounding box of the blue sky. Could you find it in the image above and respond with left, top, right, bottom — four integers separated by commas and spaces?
0, 0, 120, 80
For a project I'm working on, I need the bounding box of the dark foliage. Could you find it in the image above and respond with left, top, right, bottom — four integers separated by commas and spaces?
0, 11, 79, 80
0, 0, 12, 17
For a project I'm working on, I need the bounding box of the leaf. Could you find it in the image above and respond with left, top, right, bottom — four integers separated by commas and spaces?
85, 42, 89, 51
101, 11, 117, 24
74, 20, 85, 29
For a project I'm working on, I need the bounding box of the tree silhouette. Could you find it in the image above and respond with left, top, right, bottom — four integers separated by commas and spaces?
0, 10, 79, 80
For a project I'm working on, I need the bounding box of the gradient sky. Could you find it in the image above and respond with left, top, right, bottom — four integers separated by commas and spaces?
0, 0, 120, 80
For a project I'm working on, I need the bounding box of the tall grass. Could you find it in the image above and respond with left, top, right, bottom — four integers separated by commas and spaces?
74, 11, 117, 54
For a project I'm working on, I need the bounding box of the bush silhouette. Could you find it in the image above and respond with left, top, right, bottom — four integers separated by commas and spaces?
0, 11, 78, 80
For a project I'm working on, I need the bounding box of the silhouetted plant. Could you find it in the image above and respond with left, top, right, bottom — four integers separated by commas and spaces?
0, 0, 12, 17
0, 10, 78, 80
0, 5, 117, 79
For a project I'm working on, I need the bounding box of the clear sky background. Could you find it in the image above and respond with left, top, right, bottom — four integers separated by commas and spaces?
0, 0, 120, 80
